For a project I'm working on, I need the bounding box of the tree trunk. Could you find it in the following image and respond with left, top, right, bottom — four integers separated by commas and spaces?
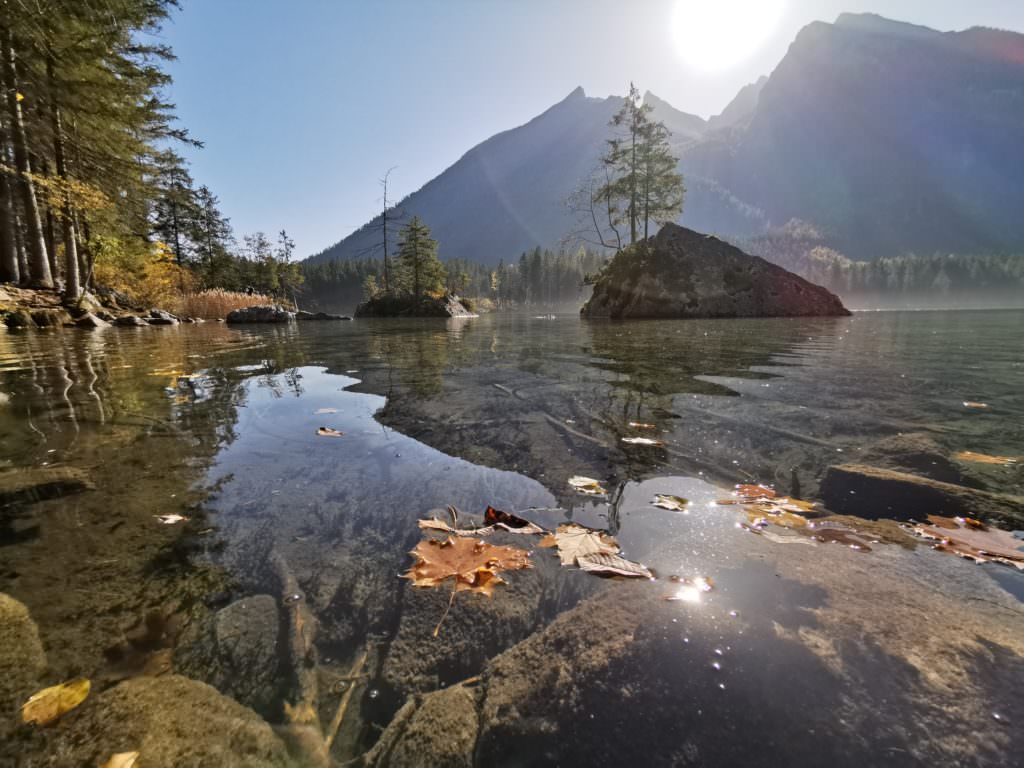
49, 57, 79, 300
2, 27, 52, 288
39, 157, 59, 282
0, 127, 17, 283
13, 208, 28, 280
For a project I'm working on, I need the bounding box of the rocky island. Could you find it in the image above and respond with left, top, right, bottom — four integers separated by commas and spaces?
582, 223, 850, 319
354, 293, 477, 318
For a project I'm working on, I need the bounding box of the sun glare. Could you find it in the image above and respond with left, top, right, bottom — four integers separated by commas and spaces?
671, 0, 786, 72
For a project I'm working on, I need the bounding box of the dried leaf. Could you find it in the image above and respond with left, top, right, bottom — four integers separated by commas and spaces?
576, 551, 652, 578
908, 516, 1024, 570
316, 427, 344, 437
568, 475, 607, 496
153, 514, 188, 525
954, 451, 1017, 466
628, 421, 657, 429
484, 506, 547, 535
621, 436, 663, 446
417, 518, 493, 537
401, 537, 532, 596
101, 752, 140, 768
652, 494, 690, 511
962, 401, 989, 409
314, 408, 339, 414
547, 523, 619, 566
21, 678, 90, 725
806, 522, 872, 551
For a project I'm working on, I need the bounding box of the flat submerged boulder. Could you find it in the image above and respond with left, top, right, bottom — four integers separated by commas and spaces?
582, 223, 850, 319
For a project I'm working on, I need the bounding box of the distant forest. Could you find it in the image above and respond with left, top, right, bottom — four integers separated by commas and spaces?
743, 221, 1024, 307
301, 247, 608, 311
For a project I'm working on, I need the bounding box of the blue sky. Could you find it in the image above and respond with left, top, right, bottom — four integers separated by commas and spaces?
160, 1, 1024, 258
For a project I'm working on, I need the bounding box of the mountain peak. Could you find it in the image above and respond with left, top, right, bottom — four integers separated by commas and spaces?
833, 12, 941, 40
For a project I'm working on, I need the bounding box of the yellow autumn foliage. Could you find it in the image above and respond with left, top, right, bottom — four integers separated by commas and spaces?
93, 238, 197, 309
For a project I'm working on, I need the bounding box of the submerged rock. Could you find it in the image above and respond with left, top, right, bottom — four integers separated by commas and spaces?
581, 223, 850, 319
0, 466, 94, 506
115, 315, 149, 327
354, 293, 476, 318
374, 561, 1024, 768
0, 593, 46, 735
226, 305, 296, 323
51, 675, 291, 768
3, 309, 33, 329
30, 308, 71, 328
147, 309, 179, 326
296, 310, 352, 321
821, 463, 1024, 527
75, 312, 110, 329
174, 595, 282, 715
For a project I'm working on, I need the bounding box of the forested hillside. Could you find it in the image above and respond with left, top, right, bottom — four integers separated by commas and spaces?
0, 1, 300, 312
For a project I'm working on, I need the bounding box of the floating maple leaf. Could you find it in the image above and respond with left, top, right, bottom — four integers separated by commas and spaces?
652, 494, 690, 511
542, 523, 651, 578
907, 516, 1024, 570
577, 551, 652, 578
22, 678, 90, 725
568, 475, 607, 496
483, 506, 547, 534
402, 536, 532, 635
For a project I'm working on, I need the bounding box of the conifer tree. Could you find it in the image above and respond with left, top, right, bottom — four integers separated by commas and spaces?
395, 216, 445, 302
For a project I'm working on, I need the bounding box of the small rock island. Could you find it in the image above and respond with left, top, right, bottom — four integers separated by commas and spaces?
581, 223, 850, 319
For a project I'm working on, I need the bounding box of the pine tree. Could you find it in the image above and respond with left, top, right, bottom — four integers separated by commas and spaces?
394, 216, 445, 302
599, 83, 684, 248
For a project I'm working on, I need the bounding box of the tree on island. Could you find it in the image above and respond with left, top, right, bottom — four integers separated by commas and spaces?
394, 216, 445, 302
570, 83, 684, 251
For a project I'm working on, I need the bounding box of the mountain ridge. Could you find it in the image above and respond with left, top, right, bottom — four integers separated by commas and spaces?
309, 13, 1024, 266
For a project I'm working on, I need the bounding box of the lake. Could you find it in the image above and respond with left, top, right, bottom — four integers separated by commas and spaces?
1, 310, 1022, 766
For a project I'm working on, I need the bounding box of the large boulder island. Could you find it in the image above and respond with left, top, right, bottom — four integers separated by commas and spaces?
355, 293, 477, 318
581, 223, 850, 319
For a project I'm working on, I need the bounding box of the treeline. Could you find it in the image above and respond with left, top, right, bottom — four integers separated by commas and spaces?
745, 221, 1024, 303
0, 2, 297, 307
301, 246, 608, 311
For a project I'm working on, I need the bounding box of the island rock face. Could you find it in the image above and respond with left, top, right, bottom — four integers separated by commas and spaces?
581, 223, 850, 319
355, 293, 477, 318
226, 305, 296, 323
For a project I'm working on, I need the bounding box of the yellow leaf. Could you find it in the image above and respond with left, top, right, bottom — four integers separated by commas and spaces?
21, 678, 90, 725
16, 92, 25, 102
101, 752, 140, 768
954, 450, 1017, 466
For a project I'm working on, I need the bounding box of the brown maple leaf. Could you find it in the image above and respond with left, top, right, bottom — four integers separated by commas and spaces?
402, 536, 532, 635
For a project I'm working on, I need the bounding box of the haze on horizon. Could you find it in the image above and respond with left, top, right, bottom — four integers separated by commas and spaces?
161, 0, 1024, 257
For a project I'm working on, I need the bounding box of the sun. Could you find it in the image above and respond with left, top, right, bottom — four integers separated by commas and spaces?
671, 0, 786, 73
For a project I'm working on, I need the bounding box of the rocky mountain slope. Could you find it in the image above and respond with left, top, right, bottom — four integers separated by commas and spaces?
310, 13, 1024, 266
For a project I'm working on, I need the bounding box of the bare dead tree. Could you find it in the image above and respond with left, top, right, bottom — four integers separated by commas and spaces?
565, 163, 623, 252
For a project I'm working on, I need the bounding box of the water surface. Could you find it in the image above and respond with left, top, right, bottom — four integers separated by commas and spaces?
1, 311, 1022, 765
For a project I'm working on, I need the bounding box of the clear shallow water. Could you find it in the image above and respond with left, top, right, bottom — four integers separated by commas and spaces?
1, 311, 1022, 765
